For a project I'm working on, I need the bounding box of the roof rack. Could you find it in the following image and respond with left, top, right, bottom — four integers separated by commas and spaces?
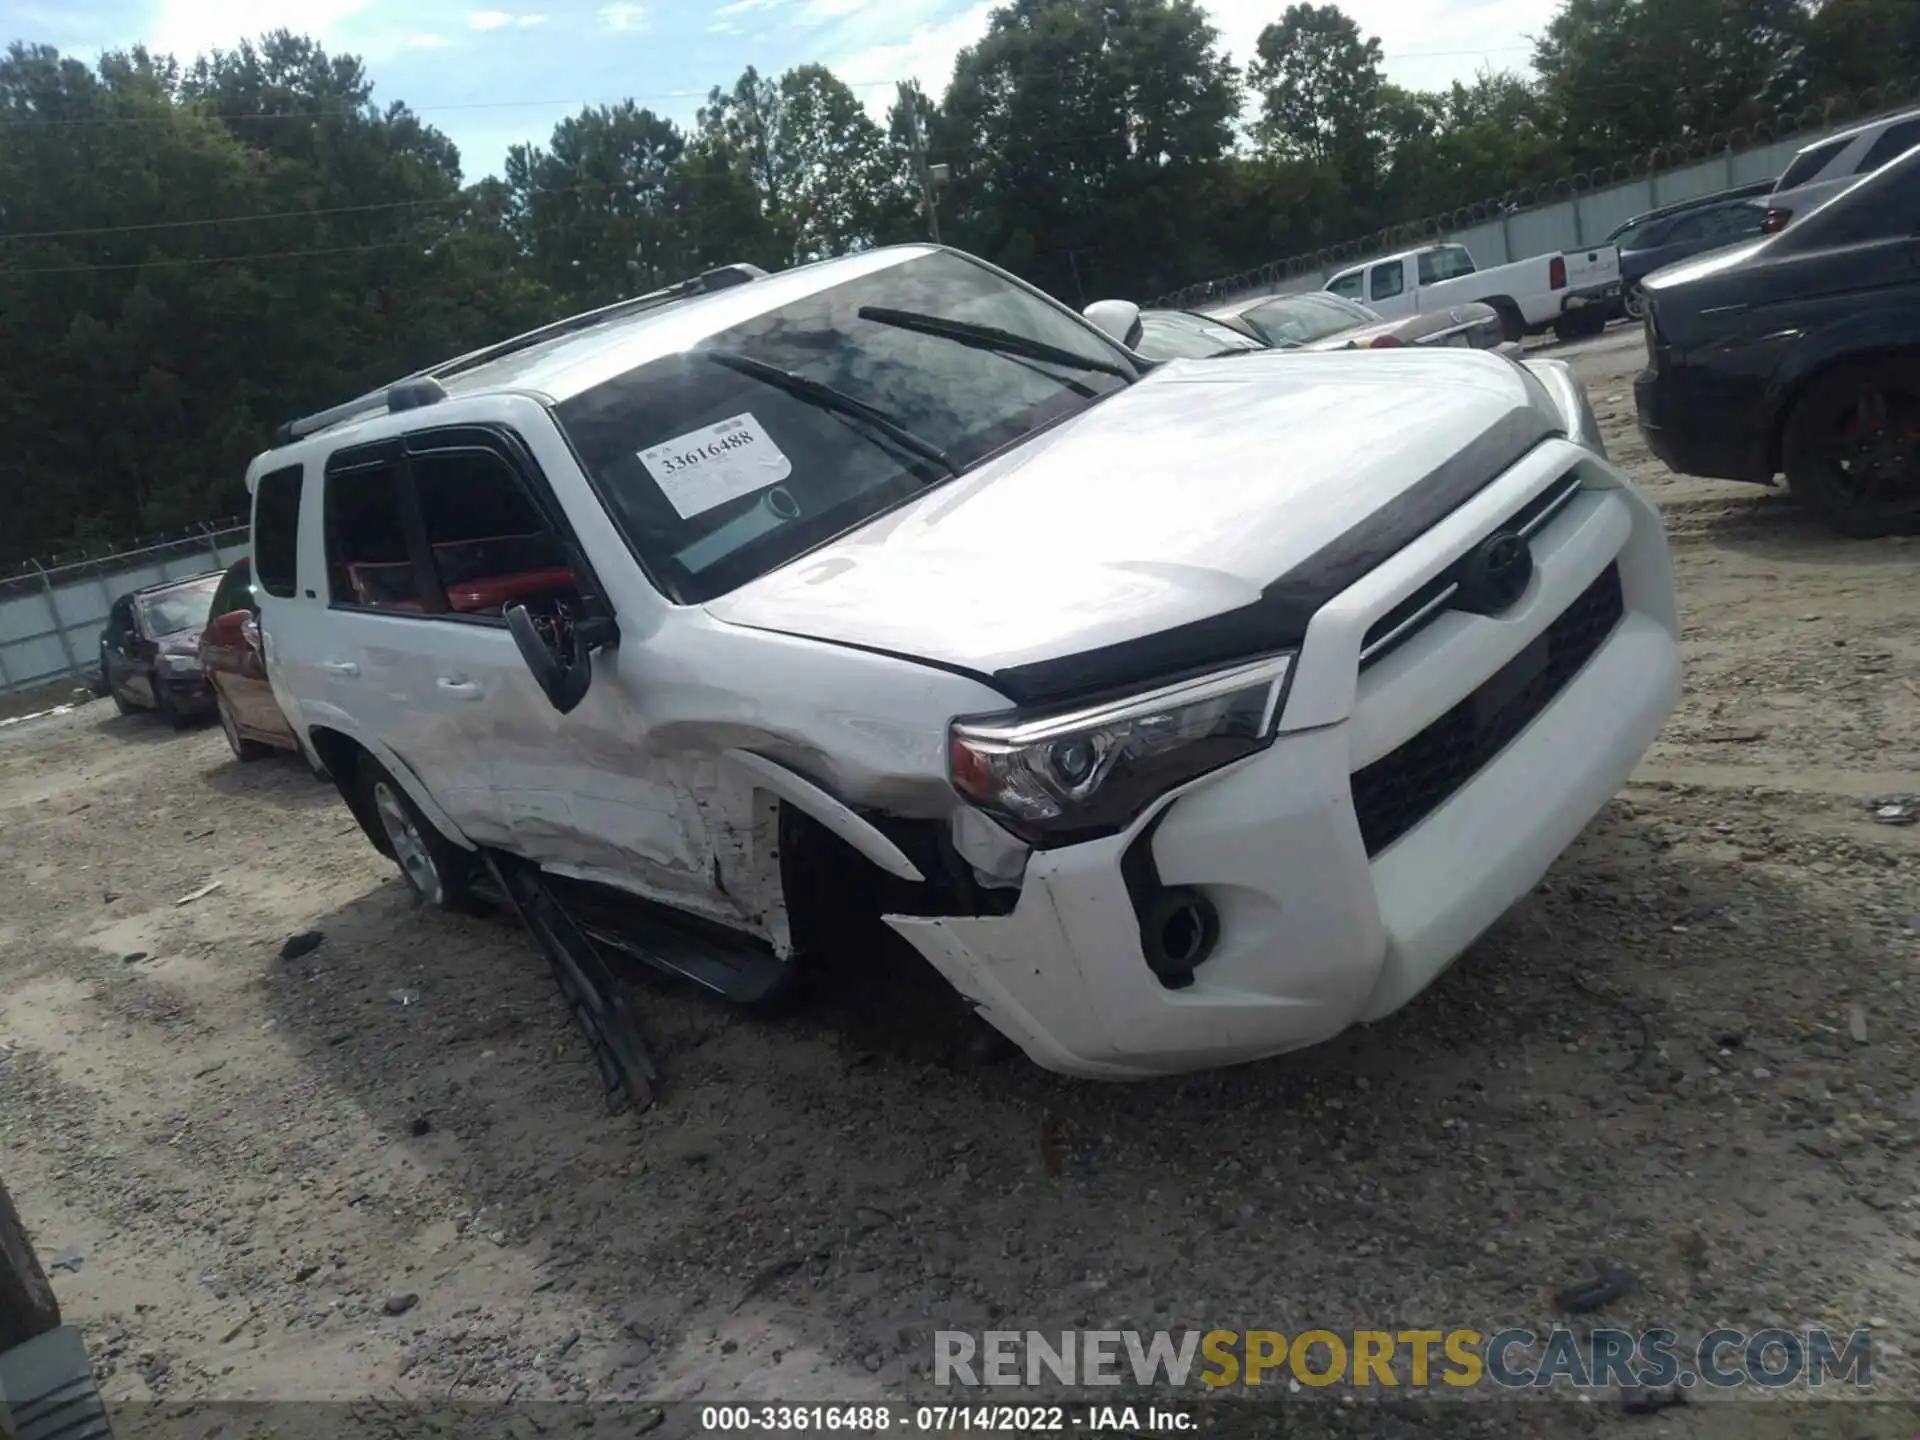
270, 262, 769, 448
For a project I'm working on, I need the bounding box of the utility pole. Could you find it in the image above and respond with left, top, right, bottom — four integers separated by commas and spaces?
907, 107, 948, 244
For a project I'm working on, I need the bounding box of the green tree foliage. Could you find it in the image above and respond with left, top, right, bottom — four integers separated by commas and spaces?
3, 0, 1920, 559
938, 0, 1240, 301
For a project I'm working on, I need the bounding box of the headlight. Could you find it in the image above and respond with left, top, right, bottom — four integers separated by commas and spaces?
157, 651, 201, 675
947, 655, 1292, 847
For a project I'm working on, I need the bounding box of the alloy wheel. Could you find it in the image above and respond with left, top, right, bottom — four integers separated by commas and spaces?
1821, 381, 1920, 527
372, 779, 444, 907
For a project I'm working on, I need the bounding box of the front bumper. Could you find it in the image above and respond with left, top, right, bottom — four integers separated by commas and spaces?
1633, 368, 1772, 483
888, 444, 1681, 1079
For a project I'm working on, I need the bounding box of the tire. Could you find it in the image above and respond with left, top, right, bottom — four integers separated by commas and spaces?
1781, 357, 1920, 539
1624, 285, 1647, 321
352, 759, 475, 911
1490, 300, 1525, 344
105, 650, 137, 716
218, 695, 272, 762
0, 1177, 61, 1353
1552, 307, 1607, 343
152, 677, 191, 730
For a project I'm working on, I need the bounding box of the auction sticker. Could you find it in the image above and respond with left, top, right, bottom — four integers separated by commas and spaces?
639, 412, 793, 520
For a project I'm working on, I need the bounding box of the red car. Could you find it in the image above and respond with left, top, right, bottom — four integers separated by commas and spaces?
197, 557, 306, 763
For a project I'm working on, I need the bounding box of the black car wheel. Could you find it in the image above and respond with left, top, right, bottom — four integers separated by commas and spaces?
0, 1176, 61, 1352
1782, 359, 1920, 538
1623, 285, 1647, 321
104, 648, 137, 715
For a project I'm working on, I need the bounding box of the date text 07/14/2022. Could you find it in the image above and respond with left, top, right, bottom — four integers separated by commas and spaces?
699, 1405, 1195, 1433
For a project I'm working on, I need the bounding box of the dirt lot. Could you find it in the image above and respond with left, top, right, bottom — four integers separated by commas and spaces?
3, 327, 1919, 1435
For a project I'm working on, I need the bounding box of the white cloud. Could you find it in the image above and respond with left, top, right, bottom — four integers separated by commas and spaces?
713, 0, 781, 14
832, 0, 995, 118
804, 0, 878, 18
598, 2, 646, 30
403, 31, 452, 46
467, 9, 546, 29
147, 0, 372, 62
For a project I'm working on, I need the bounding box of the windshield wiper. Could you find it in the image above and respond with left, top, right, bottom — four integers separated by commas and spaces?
856, 306, 1138, 381
700, 348, 958, 478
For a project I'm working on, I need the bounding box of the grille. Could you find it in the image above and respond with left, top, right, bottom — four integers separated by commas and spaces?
1351, 563, 1625, 857
1358, 470, 1583, 670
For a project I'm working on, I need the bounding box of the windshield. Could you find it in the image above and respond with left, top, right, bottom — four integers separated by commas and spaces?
553, 250, 1137, 603
1238, 293, 1378, 346
1136, 311, 1267, 360
136, 577, 220, 636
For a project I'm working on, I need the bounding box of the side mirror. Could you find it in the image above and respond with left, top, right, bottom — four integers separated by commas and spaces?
506, 604, 617, 716
1082, 299, 1144, 350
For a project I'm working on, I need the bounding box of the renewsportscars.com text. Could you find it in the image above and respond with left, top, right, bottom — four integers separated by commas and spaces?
934, 1327, 1873, 1391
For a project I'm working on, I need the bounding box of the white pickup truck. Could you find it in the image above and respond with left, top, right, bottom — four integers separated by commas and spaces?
1326, 242, 1620, 343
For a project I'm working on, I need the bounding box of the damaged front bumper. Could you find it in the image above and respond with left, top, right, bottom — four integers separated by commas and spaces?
886, 469, 1681, 1080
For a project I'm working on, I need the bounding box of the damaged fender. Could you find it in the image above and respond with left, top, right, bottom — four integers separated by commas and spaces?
303, 702, 476, 850
719, 749, 926, 883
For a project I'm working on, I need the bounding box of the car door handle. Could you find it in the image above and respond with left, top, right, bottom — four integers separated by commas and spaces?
435, 677, 481, 699
321, 661, 360, 677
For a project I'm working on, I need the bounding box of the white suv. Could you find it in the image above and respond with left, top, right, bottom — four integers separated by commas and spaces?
1762, 107, 1920, 232
246, 244, 1681, 1080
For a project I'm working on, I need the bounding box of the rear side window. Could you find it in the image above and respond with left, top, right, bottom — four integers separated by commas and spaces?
411, 450, 578, 620
253, 465, 304, 599
324, 460, 416, 610
1854, 116, 1920, 174
1776, 135, 1851, 191
1417, 247, 1475, 284
1369, 260, 1405, 300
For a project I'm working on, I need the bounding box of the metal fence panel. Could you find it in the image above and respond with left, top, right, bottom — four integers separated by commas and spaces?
1183, 123, 1849, 309
0, 527, 248, 696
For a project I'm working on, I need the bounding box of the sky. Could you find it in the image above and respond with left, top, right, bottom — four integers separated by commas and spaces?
5, 0, 1559, 179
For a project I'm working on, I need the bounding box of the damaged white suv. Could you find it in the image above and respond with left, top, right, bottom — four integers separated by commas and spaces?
247, 245, 1680, 1080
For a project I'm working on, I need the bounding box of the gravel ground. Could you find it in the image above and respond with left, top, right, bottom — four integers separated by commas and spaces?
3, 325, 1918, 1437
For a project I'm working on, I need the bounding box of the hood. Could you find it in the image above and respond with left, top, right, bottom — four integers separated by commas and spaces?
155, 629, 204, 656
705, 349, 1564, 703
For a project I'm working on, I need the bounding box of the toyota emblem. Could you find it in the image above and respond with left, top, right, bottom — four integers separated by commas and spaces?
1455, 529, 1533, 614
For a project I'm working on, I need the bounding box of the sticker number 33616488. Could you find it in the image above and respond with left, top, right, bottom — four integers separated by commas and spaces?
638, 412, 793, 521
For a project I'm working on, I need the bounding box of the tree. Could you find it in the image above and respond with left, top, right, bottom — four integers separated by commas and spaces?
1799, 0, 1920, 101
1247, 3, 1384, 182
939, 0, 1240, 301
777, 65, 917, 260
1532, 0, 1811, 168
503, 102, 689, 303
